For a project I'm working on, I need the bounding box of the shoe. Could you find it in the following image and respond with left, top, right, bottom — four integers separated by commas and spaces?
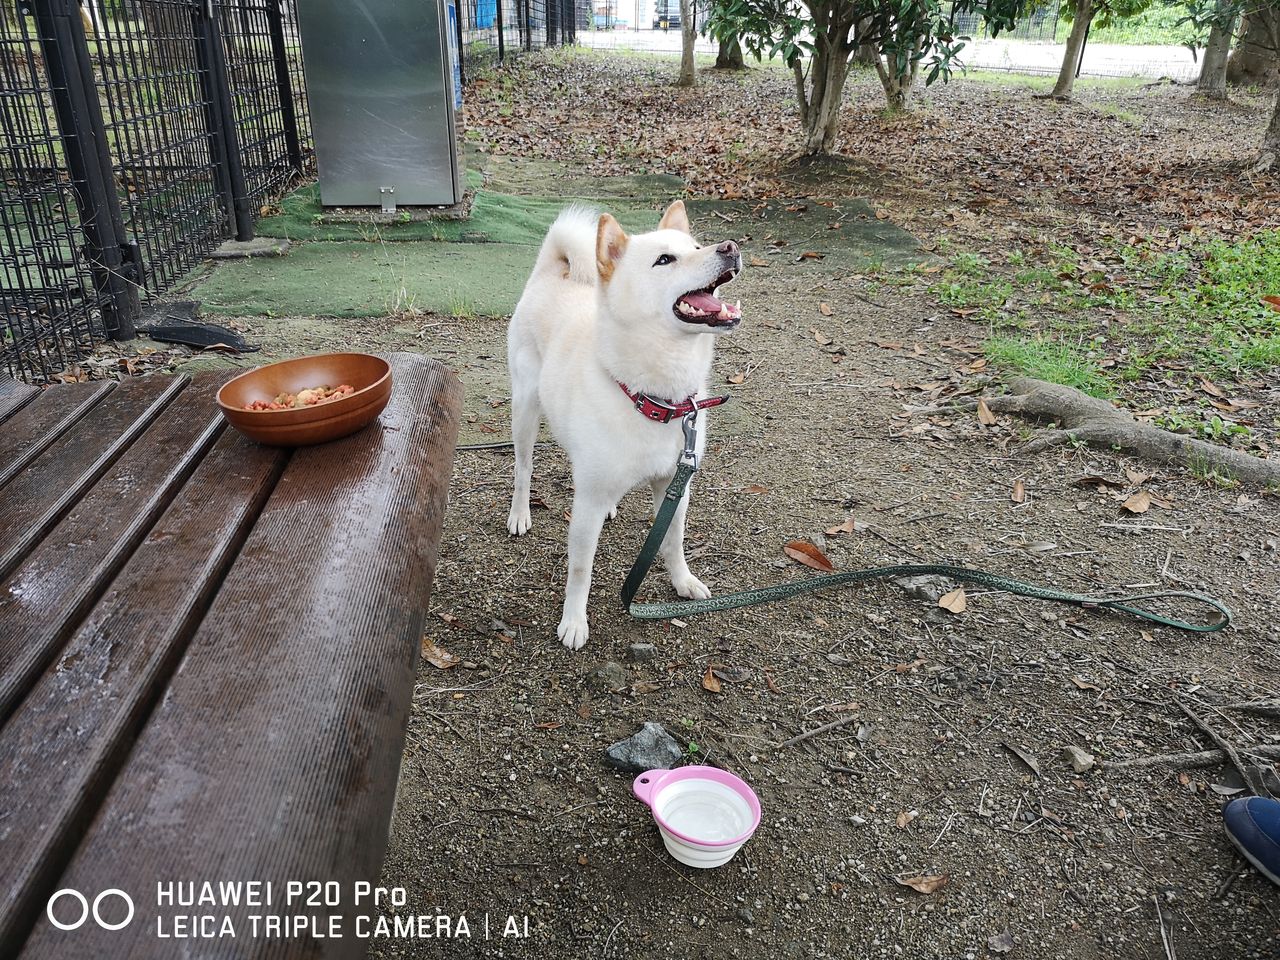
1222, 796, 1280, 887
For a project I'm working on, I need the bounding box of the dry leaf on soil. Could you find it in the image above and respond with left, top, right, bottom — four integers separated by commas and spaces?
1011, 478, 1026, 504
784, 540, 835, 572
701, 666, 722, 694
1122, 490, 1152, 514
976, 398, 997, 426
896, 873, 949, 895
825, 517, 858, 536
819, 301, 833, 316
421, 637, 460, 669
938, 587, 967, 614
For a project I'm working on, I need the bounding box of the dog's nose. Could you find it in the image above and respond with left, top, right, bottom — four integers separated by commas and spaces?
717, 240, 739, 258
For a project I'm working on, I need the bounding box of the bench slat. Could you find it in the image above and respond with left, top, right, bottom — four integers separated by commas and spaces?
0, 380, 113, 489
0, 377, 39, 426
0, 374, 231, 726
0, 376, 186, 583
0, 426, 286, 957
20, 354, 462, 960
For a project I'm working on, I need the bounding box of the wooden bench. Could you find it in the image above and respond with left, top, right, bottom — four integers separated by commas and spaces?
0, 354, 462, 959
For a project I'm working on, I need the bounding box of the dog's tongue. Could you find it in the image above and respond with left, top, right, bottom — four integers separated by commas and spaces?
679, 291, 722, 313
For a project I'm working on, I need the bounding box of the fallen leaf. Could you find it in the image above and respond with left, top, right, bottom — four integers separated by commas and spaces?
765, 672, 782, 694
1011, 478, 1026, 504
535, 721, 563, 730
896, 873, 949, 895
1199, 377, 1224, 398
825, 517, 857, 536
631, 681, 662, 695
1122, 490, 1152, 514
1002, 741, 1042, 778
784, 540, 835, 572
1070, 676, 1103, 692
811, 328, 833, 346
712, 665, 752, 683
894, 657, 926, 673
1123, 467, 1150, 486
421, 637, 460, 669
1263, 295, 1280, 313
938, 587, 967, 614
977, 398, 997, 426
748, 256, 769, 267
896, 809, 918, 829
727, 371, 746, 384
819, 301, 833, 316
798, 250, 824, 260
742, 483, 769, 494
701, 666, 722, 693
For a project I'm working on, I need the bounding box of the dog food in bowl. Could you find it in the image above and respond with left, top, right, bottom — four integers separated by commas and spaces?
243, 384, 355, 411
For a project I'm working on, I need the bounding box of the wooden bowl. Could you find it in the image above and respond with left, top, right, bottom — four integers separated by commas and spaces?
216, 353, 392, 446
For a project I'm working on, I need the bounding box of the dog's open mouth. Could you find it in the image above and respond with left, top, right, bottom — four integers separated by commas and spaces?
674, 270, 741, 327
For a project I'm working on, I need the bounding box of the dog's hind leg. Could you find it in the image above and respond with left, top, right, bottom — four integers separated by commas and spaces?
506, 342, 541, 536
558, 483, 615, 650
649, 476, 711, 601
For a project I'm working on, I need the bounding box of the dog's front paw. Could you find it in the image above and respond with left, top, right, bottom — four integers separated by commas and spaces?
606, 504, 618, 521
557, 614, 590, 651
507, 505, 532, 536
671, 572, 711, 601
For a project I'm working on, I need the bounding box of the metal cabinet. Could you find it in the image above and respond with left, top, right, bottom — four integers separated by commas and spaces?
296, 0, 464, 209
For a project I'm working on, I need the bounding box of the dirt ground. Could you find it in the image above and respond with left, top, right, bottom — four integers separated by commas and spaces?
97, 50, 1279, 959
362, 55, 1280, 960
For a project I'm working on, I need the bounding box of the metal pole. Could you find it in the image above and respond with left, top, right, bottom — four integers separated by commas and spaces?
496, 0, 505, 61
194, 0, 253, 241
523, 0, 531, 50
455, 0, 467, 86
32, 0, 139, 341
1075, 17, 1090, 78
547, 0, 557, 44
266, 0, 303, 173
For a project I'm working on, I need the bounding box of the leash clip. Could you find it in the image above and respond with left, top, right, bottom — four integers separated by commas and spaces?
680, 411, 699, 469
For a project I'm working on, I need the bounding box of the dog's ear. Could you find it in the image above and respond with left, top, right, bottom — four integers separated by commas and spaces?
658, 200, 692, 235
596, 214, 629, 283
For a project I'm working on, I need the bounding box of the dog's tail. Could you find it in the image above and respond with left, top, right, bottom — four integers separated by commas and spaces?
531, 204, 599, 287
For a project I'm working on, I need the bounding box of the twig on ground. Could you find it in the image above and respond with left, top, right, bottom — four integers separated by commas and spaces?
774, 713, 861, 750
1106, 745, 1280, 771
1213, 861, 1250, 900
1176, 697, 1266, 797
1154, 894, 1178, 960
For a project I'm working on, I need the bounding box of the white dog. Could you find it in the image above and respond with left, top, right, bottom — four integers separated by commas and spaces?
506, 201, 743, 650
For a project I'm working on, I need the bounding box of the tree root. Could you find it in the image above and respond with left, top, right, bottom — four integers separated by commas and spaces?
940, 378, 1280, 488
1107, 745, 1280, 771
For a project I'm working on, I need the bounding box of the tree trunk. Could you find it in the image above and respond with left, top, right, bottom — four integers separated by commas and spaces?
714, 35, 745, 69
1257, 87, 1280, 171
1198, 16, 1237, 98
1228, 3, 1280, 87
798, 40, 853, 154
676, 0, 695, 86
1052, 0, 1094, 100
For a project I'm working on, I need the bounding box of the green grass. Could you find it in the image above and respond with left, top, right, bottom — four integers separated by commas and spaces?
947, 230, 1280, 394
984, 335, 1114, 398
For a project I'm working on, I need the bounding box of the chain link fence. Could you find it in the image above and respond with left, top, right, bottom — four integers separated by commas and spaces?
1, 0, 310, 383
2, 0, 577, 383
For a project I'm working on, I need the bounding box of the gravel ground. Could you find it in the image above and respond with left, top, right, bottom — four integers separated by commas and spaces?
367, 245, 1280, 958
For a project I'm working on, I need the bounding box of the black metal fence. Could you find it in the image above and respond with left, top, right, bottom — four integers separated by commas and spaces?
2, 0, 575, 383
1, 0, 310, 383
457, 0, 577, 76
952, 5, 1059, 42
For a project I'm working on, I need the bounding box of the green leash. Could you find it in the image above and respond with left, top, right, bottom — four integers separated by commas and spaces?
622, 412, 1231, 634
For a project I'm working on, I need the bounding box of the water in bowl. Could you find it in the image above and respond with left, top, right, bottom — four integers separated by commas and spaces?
655, 778, 753, 843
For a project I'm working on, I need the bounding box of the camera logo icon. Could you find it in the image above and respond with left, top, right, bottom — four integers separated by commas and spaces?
46, 889, 134, 931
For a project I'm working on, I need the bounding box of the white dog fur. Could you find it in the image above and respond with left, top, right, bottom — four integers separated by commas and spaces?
506, 201, 743, 650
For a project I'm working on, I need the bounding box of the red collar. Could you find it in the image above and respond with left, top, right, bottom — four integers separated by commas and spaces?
617, 381, 729, 424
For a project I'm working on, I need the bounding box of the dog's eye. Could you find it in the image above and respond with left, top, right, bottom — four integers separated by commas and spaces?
653, 254, 676, 267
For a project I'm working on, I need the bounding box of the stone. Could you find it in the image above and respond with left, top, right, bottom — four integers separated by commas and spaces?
1063, 745, 1096, 773
585, 661, 627, 692
628, 642, 658, 662
604, 722, 682, 773
894, 575, 954, 603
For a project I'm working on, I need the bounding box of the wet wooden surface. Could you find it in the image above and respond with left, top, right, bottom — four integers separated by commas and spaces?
0, 354, 462, 959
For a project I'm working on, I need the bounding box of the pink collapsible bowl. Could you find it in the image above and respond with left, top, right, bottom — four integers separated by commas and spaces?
632, 765, 761, 868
